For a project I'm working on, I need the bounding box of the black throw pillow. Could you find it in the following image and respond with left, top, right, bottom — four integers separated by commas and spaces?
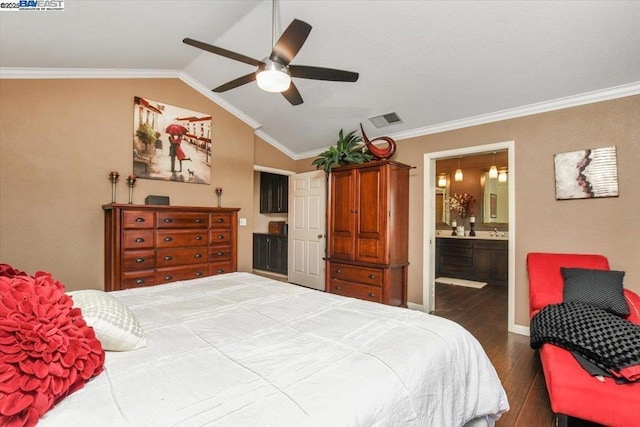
561, 267, 630, 316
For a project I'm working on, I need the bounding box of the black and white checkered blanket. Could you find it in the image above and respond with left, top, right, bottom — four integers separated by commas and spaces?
530, 301, 640, 382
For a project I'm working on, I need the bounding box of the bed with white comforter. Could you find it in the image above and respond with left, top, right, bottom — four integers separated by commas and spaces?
41, 272, 508, 426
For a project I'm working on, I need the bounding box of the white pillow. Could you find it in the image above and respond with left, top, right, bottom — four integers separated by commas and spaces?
68, 289, 147, 351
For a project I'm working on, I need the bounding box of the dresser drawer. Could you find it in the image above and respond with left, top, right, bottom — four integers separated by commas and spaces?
156, 264, 209, 284
122, 210, 154, 229
209, 262, 233, 276
210, 213, 233, 228
210, 230, 232, 244
123, 250, 155, 271
329, 263, 383, 287
209, 245, 232, 262
122, 270, 156, 289
156, 230, 208, 248
157, 212, 208, 229
329, 280, 382, 303
156, 247, 207, 267
122, 230, 155, 249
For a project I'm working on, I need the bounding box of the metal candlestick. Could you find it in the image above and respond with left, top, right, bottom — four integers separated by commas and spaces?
109, 171, 120, 203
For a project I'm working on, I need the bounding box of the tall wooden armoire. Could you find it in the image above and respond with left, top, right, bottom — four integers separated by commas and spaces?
325, 160, 411, 307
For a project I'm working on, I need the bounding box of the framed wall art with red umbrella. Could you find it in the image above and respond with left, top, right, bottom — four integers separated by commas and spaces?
133, 96, 212, 184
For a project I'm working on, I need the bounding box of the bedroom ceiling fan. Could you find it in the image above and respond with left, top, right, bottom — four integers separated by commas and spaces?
183, 0, 359, 106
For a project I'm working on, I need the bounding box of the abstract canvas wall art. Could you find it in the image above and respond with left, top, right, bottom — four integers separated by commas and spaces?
554, 146, 618, 200
133, 97, 212, 184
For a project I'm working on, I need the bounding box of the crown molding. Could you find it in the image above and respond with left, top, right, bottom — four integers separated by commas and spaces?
387, 81, 640, 142
0, 67, 179, 79
177, 72, 261, 130
2, 68, 638, 160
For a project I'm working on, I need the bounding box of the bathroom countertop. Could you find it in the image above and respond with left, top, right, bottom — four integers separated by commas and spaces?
436, 231, 508, 241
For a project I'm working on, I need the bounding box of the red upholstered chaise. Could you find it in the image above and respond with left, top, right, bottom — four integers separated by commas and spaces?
527, 253, 640, 427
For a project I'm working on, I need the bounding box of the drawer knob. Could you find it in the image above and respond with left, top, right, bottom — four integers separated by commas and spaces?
135, 279, 144, 285
195, 272, 203, 277
135, 257, 144, 263
164, 275, 172, 281
164, 218, 173, 223
216, 218, 224, 223
217, 234, 225, 240
195, 253, 202, 258
135, 217, 145, 223
368, 292, 376, 298
216, 251, 224, 257
135, 237, 144, 243
195, 219, 203, 223
217, 269, 224, 274
335, 286, 342, 291
164, 236, 173, 242
336, 269, 341, 274
164, 255, 173, 261
369, 274, 376, 279
195, 235, 203, 241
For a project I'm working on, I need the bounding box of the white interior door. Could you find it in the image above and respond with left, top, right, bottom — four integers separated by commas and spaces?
288, 170, 326, 291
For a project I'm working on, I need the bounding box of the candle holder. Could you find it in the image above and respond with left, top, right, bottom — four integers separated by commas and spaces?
109, 171, 120, 203
215, 187, 223, 207
451, 220, 457, 236
126, 174, 137, 204
469, 215, 476, 236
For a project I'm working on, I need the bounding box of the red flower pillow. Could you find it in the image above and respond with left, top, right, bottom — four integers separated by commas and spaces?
0, 265, 105, 427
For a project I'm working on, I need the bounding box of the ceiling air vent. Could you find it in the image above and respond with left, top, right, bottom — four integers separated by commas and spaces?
368, 112, 403, 128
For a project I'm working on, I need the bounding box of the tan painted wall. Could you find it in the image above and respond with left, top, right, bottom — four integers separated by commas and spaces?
254, 136, 296, 171
0, 78, 256, 290
297, 96, 640, 327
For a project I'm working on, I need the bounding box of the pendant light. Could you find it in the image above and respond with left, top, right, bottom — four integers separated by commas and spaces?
489, 152, 498, 179
498, 170, 508, 182
438, 175, 447, 187
454, 157, 463, 182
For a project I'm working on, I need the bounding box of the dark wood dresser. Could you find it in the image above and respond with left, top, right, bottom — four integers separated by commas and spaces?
325, 160, 411, 307
103, 204, 239, 291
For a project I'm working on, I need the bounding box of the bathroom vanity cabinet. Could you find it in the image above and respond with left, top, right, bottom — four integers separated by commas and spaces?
436, 237, 507, 286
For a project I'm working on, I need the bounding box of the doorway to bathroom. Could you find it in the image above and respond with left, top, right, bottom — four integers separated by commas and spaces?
423, 141, 519, 334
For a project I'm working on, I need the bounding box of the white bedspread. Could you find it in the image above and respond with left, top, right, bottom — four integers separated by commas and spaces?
41, 273, 508, 426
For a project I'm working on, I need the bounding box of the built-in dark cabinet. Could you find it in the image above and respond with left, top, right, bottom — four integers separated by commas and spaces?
436, 238, 507, 286
260, 172, 288, 213
253, 233, 288, 275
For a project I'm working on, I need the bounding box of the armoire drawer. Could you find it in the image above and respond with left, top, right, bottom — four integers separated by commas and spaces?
156, 230, 208, 248
156, 264, 209, 284
329, 281, 382, 303
329, 263, 383, 287
156, 247, 207, 267
156, 212, 208, 229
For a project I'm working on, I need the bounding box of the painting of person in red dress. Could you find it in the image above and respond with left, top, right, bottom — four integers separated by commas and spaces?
165, 124, 191, 173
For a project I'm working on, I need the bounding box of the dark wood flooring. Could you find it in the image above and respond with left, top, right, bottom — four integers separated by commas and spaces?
432, 283, 603, 427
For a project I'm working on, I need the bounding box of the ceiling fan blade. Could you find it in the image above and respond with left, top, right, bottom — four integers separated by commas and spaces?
289, 65, 359, 82
269, 19, 312, 65
281, 81, 303, 105
183, 38, 263, 67
213, 73, 257, 93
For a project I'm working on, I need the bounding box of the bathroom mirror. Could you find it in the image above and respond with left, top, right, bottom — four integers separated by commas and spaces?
481, 172, 508, 224
435, 173, 450, 225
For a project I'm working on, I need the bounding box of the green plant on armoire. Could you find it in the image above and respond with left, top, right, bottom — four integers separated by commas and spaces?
311, 129, 373, 172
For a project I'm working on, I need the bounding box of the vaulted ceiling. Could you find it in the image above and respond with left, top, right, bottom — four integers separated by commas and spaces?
1, 1, 639, 159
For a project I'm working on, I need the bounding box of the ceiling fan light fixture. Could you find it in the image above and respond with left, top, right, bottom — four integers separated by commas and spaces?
256, 60, 291, 93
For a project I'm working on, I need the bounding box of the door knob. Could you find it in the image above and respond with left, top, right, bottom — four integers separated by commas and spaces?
317, 234, 324, 239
